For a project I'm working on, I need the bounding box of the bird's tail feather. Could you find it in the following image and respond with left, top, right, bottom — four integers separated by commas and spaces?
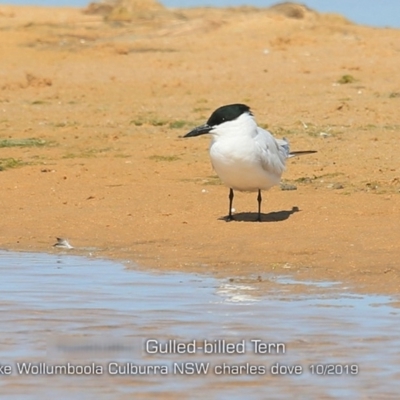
289, 150, 317, 158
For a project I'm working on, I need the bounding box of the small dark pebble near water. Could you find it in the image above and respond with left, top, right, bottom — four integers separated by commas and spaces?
280, 183, 297, 191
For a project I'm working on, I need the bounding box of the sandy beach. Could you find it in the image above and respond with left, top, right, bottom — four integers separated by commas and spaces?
1, 2, 400, 294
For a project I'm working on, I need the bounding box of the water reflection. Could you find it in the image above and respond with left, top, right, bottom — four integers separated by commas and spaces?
0, 250, 399, 399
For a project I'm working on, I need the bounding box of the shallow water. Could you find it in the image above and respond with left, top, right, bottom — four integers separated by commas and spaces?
0, 250, 399, 399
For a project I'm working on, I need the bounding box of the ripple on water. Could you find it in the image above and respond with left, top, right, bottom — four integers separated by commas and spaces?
0, 250, 399, 399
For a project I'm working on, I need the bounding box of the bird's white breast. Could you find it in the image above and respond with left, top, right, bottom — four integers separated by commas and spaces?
208, 113, 287, 192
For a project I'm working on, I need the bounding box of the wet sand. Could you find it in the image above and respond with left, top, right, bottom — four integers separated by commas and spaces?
0, 3, 400, 294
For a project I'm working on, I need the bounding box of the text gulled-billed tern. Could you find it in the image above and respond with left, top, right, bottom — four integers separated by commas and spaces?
184, 104, 316, 222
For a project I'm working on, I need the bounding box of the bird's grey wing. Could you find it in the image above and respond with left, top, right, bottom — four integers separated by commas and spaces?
255, 128, 287, 174
276, 136, 317, 158
276, 137, 290, 158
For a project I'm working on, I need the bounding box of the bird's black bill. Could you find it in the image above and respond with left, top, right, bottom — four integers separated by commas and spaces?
183, 124, 213, 138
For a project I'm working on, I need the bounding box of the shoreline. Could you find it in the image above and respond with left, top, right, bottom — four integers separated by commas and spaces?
0, 3, 399, 296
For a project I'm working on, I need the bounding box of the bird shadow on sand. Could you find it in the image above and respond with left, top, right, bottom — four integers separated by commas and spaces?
219, 206, 300, 223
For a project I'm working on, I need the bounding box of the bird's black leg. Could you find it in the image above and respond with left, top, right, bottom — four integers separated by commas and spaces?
227, 188, 234, 221
257, 189, 262, 222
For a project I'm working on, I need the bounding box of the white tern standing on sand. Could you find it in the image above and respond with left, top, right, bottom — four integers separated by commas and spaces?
184, 103, 316, 221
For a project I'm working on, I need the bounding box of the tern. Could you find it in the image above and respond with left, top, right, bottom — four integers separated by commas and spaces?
184, 103, 316, 221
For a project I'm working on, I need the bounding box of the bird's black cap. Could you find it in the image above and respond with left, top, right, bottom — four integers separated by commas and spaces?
207, 104, 251, 126
184, 103, 251, 138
